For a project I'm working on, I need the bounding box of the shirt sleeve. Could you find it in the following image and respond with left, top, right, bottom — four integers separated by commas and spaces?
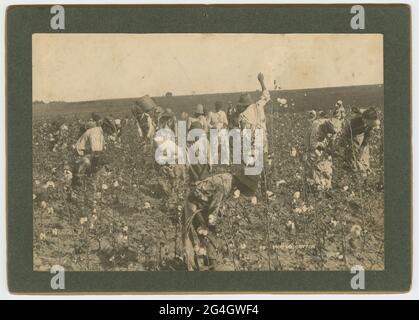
146, 116, 154, 138
75, 132, 88, 155
256, 89, 270, 111
136, 122, 143, 137
221, 111, 228, 127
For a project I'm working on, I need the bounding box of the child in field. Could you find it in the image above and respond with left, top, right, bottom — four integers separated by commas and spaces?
339, 106, 380, 176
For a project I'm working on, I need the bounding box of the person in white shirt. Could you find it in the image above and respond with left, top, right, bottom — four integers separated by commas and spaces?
208, 101, 229, 130
237, 72, 271, 154
74, 119, 105, 176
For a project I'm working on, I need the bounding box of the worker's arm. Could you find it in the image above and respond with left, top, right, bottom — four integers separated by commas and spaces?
75, 131, 88, 156
256, 73, 270, 110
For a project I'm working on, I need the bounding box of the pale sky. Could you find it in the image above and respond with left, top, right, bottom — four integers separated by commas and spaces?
33, 33, 383, 102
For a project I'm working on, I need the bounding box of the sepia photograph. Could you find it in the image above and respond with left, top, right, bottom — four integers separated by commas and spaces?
32, 33, 384, 272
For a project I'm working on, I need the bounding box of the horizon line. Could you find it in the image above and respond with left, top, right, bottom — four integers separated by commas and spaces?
33, 83, 384, 105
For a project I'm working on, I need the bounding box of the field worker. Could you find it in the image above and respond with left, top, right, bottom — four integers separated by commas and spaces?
330, 100, 346, 139
340, 106, 380, 176
114, 118, 122, 138
188, 104, 210, 133
50, 121, 69, 152
208, 101, 229, 130
158, 108, 178, 136
186, 121, 212, 185
133, 97, 157, 147
151, 105, 165, 131
317, 110, 327, 119
181, 111, 189, 121
308, 110, 317, 122
305, 119, 336, 192
91, 112, 103, 127
73, 117, 105, 187
227, 101, 239, 129
154, 134, 186, 207
102, 115, 118, 136
237, 72, 270, 154
183, 172, 258, 271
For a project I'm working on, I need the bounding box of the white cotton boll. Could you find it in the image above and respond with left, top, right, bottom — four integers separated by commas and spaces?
40, 201, 47, 209
290, 147, 297, 157
144, 202, 151, 209
64, 170, 73, 181
293, 207, 302, 214
351, 224, 362, 238
197, 227, 209, 236
233, 189, 241, 199
208, 214, 217, 225
101, 184, 108, 190
293, 191, 301, 200
251, 196, 258, 205
343, 186, 349, 191
198, 247, 207, 256
46, 181, 55, 188
276, 180, 286, 187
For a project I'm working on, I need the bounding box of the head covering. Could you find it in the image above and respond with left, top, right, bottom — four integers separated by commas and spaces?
335, 100, 343, 107
321, 120, 336, 135
233, 173, 260, 197
362, 107, 378, 120
194, 104, 205, 115
318, 110, 326, 118
160, 110, 174, 120
308, 110, 317, 120
155, 106, 165, 115
91, 112, 101, 122
237, 93, 254, 107
137, 95, 157, 112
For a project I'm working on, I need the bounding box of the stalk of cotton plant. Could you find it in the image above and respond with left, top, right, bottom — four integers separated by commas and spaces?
261, 170, 272, 271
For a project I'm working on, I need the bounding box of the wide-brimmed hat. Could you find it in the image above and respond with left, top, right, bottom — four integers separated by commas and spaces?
160, 110, 174, 120
362, 107, 378, 120
308, 110, 317, 120
233, 173, 260, 197
136, 95, 157, 112
237, 93, 254, 107
194, 104, 205, 115
91, 112, 101, 122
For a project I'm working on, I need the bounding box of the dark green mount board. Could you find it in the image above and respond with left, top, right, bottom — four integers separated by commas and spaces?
6, 5, 411, 293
